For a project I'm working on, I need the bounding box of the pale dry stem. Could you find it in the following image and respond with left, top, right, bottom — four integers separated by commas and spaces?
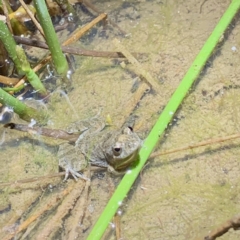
65, 171, 91, 239
3, 181, 76, 240
113, 38, 162, 93
119, 82, 149, 127
150, 132, 240, 159
35, 180, 87, 239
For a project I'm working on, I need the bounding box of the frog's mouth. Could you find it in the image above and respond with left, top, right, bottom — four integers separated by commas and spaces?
108, 149, 140, 171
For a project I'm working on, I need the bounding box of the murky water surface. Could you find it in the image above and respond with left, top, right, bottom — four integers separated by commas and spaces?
1, 0, 240, 239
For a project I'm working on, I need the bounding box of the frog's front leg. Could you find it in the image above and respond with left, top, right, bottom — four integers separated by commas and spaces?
58, 143, 89, 181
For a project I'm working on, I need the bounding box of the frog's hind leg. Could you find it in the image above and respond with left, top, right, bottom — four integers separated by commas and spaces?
58, 143, 89, 181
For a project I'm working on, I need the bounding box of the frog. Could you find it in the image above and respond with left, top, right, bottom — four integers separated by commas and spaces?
57, 114, 142, 181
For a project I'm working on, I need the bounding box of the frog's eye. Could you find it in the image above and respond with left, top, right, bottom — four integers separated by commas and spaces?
112, 147, 122, 156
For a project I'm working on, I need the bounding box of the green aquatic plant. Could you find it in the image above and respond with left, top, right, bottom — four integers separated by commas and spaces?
15, 45, 47, 96
0, 21, 47, 96
33, 0, 68, 75
54, 0, 78, 19
0, 87, 47, 123
0, 20, 24, 75
87, 0, 240, 239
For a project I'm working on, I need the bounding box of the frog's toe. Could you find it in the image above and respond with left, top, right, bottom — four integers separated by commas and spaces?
64, 167, 90, 182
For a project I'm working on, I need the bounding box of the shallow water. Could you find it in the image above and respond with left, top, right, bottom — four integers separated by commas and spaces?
1, 0, 240, 239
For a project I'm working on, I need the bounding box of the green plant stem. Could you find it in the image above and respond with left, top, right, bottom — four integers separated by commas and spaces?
54, 0, 78, 18
0, 20, 24, 75
25, 70, 48, 95
33, 0, 68, 75
16, 45, 48, 95
87, 0, 240, 239
2, 85, 24, 93
0, 88, 47, 123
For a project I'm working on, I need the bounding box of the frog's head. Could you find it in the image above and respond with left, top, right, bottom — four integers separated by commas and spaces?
105, 127, 142, 173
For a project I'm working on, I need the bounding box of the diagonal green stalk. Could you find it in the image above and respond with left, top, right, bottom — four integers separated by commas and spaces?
33, 0, 68, 75
87, 0, 240, 239
0, 87, 47, 123
16, 45, 48, 96
0, 20, 24, 75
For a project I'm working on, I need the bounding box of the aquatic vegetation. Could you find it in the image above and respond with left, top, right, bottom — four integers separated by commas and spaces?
33, 0, 68, 76
0, 20, 24, 75
15, 45, 47, 96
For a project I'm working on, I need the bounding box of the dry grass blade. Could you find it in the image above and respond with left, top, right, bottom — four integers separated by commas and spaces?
62, 13, 107, 46
0, 172, 65, 188
65, 171, 91, 239
2, 0, 13, 33
150, 132, 240, 159
114, 214, 121, 239
3, 181, 76, 240
113, 38, 162, 93
119, 82, 149, 127
35, 179, 87, 239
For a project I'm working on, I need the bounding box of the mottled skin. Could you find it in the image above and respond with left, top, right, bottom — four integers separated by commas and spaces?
58, 115, 142, 181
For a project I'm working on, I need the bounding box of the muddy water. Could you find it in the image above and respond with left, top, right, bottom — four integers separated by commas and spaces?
1, 0, 240, 239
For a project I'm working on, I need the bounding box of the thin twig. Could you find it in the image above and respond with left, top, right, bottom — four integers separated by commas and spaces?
204, 213, 240, 240
199, 0, 208, 13
150, 132, 240, 159
119, 82, 149, 127
0, 172, 65, 188
18, 0, 45, 37
2, 0, 13, 33
14, 36, 142, 58
62, 13, 107, 46
114, 214, 121, 240
0, 167, 104, 188
4, 122, 81, 142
